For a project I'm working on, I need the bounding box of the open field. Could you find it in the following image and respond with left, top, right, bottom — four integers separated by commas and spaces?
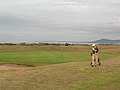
0, 44, 120, 90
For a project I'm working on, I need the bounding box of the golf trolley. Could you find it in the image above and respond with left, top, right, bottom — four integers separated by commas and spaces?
90, 53, 101, 67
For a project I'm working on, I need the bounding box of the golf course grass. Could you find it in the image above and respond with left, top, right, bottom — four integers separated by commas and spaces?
0, 45, 120, 90
0, 50, 119, 65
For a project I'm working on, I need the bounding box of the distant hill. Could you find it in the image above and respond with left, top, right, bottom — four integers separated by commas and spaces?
91, 38, 120, 44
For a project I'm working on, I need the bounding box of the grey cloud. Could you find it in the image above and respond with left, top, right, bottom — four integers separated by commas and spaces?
0, 0, 120, 41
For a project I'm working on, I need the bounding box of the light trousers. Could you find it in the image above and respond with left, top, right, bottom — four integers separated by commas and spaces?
92, 53, 99, 65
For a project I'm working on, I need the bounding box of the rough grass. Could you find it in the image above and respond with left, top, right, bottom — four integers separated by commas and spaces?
0, 56, 120, 90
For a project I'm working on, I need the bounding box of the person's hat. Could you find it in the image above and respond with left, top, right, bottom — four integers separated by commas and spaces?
92, 43, 96, 46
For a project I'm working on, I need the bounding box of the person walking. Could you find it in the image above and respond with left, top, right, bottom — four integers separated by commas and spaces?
91, 44, 99, 67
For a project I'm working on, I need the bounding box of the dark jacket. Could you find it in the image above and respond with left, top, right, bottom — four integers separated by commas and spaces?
92, 47, 99, 54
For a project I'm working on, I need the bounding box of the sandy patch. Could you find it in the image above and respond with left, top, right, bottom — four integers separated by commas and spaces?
0, 64, 31, 70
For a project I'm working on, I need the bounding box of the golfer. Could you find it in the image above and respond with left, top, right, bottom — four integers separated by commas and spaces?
91, 44, 99, 67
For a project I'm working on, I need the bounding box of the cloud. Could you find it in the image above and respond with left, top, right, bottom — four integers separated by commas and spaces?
0, 0, 120, 41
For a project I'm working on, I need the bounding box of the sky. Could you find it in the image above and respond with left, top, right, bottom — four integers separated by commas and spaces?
0, 0, 120, 42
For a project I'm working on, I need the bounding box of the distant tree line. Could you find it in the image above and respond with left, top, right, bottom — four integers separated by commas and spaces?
0, 42, 75, 46
0, 43, 16, 45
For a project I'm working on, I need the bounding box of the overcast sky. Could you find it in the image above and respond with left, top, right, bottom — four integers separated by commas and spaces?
0, 0, 120, 42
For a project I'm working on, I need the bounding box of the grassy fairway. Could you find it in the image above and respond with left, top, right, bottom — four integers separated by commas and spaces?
0, 51, 119, 65
0, 51, 90, 64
